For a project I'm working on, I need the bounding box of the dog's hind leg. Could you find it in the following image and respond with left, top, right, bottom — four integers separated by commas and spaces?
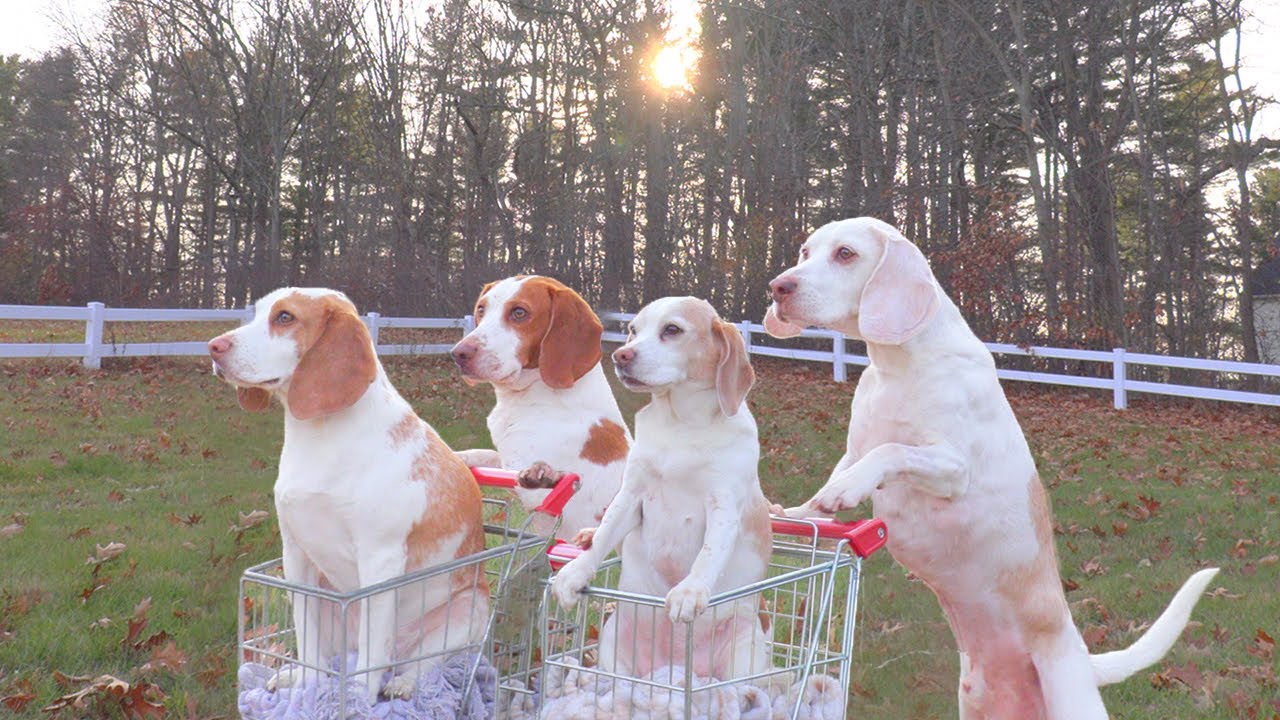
956, 652, 977, 720
1031, 629, 1107, 720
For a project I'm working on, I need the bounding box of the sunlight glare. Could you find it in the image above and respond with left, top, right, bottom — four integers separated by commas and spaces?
652, 43, 694, 92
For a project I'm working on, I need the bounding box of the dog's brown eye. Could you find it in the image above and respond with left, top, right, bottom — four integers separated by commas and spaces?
800, 247, 810, 260
662, 323, 682, 337
275, 311, 294, 324
475, 305, 485, 318
510, 307, 528, 322
835, 246, 857, 262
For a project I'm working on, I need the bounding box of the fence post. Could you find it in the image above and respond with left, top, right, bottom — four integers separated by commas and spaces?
463, 314, 475, 334
83, 301, 104, 369
366, 312, 380, 347
832, 332, 847, 382
1112, 348, 1127, 409
737, 321, 752, 354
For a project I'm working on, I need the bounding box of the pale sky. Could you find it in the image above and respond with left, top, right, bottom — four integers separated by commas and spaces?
2, 0, 1278, 137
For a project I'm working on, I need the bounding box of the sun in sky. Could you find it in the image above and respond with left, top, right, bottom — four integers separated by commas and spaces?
648, 0, 700, 93
651, 42, 696, 92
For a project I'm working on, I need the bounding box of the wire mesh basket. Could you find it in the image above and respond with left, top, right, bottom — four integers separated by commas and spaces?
237, 467, 575, 719
505, 517, 887, 720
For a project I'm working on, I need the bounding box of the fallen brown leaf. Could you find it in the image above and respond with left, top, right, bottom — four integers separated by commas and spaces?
229, 510, 270, 533
86, 542, 127, 565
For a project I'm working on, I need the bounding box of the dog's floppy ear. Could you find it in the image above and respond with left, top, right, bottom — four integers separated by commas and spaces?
858, 226, 939, 345
713, 319, 755, 416
539, 286, 603, 389
287, 304, 377, 420
237, 387, 271, 412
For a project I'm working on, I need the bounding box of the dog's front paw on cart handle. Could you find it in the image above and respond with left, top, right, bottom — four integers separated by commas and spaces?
551, 557, 594, 608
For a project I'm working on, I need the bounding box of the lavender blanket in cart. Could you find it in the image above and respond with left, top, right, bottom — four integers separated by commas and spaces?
500, 658, 845, 720
238, 652, 496, 720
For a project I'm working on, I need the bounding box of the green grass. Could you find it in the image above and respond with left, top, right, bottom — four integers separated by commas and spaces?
0, 352, 1276, 718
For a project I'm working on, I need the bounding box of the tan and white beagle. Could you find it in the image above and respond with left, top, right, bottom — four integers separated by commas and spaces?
765, 218, 1218, 720
550, 296, 773, 681
451, 275, 629, 540
208, 287, 489, 702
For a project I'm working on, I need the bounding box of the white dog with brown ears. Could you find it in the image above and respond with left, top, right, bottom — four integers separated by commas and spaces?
764, 217, 1218, 720
551, 296, 773, 681
208, 287, 489, 702
451, 275, 629, 540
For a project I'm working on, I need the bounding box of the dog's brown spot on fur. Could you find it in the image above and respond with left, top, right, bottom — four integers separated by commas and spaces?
389, 412, 420, 449
579, 419, 629, 466
503, 278, 556, 369
996, 473, 1068, 651
405, 429, 488, 588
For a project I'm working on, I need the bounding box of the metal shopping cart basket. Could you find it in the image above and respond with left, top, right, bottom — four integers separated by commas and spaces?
510, 516, 887, 720
237, 467, 576, 719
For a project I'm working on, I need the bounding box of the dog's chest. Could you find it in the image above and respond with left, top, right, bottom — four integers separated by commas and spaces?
635, 488, 706, 583
274, 483, 362, 585
274, 440, 410, 588
489, 407, 587, 469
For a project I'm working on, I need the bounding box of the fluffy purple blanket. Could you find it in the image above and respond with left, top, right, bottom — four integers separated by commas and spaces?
238, 652, 495, 720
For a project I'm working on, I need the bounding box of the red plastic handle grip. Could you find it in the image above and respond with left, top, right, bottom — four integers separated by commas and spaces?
544, 518, 888, 572
769, 517, 888, 558
546, 540, 584, 570
470, 467, 579, 517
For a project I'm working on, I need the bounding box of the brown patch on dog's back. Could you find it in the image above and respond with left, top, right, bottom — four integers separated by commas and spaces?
579, 419, 629, 465
389, 411, 421, 449
405, 429, 487, 585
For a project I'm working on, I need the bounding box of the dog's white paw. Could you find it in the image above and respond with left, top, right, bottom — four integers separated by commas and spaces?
551, 558, 594, 608
665, 579, 710, 623
265, 665, 305, 692
810, 484, 867, 515
382, 673, 417, 700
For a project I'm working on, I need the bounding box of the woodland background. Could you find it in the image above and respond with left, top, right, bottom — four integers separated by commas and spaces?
1, 0, 1278, 358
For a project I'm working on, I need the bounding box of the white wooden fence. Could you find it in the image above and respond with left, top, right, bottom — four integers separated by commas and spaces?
2, 302, 1279, 410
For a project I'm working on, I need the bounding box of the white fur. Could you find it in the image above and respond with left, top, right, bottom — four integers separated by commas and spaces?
551, 296, 772, 682
210, 287, 488, 702
766, 219, 1218, 719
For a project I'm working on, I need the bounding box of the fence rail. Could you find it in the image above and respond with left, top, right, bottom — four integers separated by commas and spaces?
2, 303, 1277, 410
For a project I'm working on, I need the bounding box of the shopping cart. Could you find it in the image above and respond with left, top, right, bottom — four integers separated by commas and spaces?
237, 467, 576, 719
507, 516, 887, 720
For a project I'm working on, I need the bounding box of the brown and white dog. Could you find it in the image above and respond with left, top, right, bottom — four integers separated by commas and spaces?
451, 275, 629, 539
764, 217, 1217, 720
208, 287, 489, 701
550, 297, 772, 681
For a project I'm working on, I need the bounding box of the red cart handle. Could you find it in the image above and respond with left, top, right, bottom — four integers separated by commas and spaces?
470, 466, 578, 517
546, 541, 583, 570
770, 516, 888, 558
545, 517, 887, 570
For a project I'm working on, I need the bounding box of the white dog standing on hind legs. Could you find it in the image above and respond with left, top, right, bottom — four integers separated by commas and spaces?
763, 217, 1218, 720
551, 296, 773, 682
